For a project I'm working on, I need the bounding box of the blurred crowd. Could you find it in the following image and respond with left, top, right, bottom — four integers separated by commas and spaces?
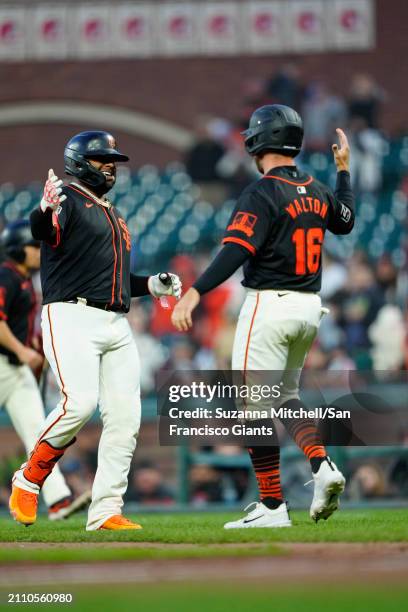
1, 64, 407, 510
185, 65, 395, 201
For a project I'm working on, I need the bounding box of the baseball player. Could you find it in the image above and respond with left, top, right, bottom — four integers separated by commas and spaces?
9, 131, 181, 531
172, 105, 354, 528
0, 221, 90, 519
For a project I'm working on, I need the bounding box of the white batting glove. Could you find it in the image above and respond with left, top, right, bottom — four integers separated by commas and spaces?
40, 169, 67, 213
148, 273, 182, 300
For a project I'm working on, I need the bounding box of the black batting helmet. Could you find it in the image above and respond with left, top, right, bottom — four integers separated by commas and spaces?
64, 131, 129, 190
0, 220, 40, 264
242, 104, 303, 157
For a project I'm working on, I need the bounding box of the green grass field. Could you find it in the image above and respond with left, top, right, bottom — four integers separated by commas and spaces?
0, 509, 407, 611
0, 508, 407, 564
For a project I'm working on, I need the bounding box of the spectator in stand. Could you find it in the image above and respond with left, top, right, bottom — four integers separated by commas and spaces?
348, 463, 388, 500
332, 260, 384, 363
320, 251, 348, 300
216, 122, 257, 199
164, 337, 197, 371
189, 464, 223, 506
265, 63, 304, 110
302, 82, 347, 151
327, 347, 356, 372
348, 117, 386, 193
375, 255, 399, 302
185, 115, 229, 204
348, 74, 385, 129
369, 304, 405, 370
126, 461, 174, 505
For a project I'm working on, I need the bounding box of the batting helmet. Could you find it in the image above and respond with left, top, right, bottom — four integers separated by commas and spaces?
64, 131, 129, 189
0, 220, 40, 264
242, 104, 303, 157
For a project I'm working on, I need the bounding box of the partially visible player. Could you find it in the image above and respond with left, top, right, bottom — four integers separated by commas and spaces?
9, 131, 181, 531
172, 105, 354, 527
0, 220, 90, 519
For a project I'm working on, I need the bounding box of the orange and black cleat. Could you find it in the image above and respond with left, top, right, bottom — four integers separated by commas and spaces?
9, 485, 39, 526
99, 515, 142, 530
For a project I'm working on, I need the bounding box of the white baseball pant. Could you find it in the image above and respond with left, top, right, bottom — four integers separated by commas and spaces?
13, 301, 141, 530
232, 289, 323, 413
0, 355, 71, 507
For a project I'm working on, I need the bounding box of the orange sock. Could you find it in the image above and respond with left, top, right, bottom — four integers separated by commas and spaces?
248, 446, 283, 506
23, 438, 75, 487
280, 399, 326, 461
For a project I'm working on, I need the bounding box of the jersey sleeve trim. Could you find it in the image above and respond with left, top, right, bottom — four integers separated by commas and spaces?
263, 175, 314, 187
222, 236, 256, 255
0, 311, 7, 320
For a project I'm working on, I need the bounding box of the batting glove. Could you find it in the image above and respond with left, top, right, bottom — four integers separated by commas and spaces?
148, 273, 182, 300
40, 169, 67, 213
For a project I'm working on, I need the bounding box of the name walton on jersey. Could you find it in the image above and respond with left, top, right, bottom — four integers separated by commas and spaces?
285, 196, 328, 220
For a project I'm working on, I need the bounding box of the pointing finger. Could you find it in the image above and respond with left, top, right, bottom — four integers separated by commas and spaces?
336, 128, 348, 150
48, 168, 55, 180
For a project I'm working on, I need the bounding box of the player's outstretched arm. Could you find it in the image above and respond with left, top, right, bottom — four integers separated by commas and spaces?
328, 128, 355, 235
171, 243, 250, 331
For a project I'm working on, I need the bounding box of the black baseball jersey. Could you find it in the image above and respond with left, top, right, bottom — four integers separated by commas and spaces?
222, 166, 354, 292
0, 261, 36, 364
30, 183, 133, 311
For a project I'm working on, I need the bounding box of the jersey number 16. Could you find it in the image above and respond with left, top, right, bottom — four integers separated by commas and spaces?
292, 228, 323, 275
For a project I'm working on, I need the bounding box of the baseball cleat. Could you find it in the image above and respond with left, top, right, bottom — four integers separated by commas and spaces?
309, 457, 346, 523
9, 484, 39, 526
224, 501, 292, 529
48, 489, 92, 521
99, 515, 142, 530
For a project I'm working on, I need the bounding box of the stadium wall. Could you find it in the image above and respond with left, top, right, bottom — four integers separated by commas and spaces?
0, 0, 405, 184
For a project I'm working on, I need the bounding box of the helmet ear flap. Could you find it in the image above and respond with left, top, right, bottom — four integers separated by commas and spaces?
64, 152, 106, 189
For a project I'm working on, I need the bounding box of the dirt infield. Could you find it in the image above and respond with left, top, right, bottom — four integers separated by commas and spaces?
1, 543, 407, 587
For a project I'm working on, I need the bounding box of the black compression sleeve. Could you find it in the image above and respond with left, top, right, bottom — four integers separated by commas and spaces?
30, 208, 55, 241
335, 171, 354, 211
130, 274, 150, 297
193, 243, 251, 296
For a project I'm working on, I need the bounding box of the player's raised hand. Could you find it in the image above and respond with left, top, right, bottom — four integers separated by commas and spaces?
171, 287, 200, 331
332, 128, 350, 173
40, 168, 67, 213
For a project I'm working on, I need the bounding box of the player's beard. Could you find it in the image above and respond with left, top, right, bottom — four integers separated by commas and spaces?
94, 167, 116, 196
103, 168, 116, 190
